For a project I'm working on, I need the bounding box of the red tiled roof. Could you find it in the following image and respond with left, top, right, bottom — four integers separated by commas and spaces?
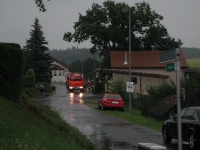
50, 57, 69, 69
110, 51, 188, 68
50, 65, 64, 70
103, 69, 169, 78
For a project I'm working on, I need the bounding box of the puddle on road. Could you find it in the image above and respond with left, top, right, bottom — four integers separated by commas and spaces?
70, 99, 83, 104
92, 136, 136, 150
87, 123, 137, 150
69, 93, 84, 104
111, 141, 132, 147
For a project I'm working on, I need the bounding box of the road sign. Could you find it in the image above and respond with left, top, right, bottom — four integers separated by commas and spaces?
159, 49, 176, 63
165, 62, 176, 72
126, 82, 134, 92
161, 48, 183, 150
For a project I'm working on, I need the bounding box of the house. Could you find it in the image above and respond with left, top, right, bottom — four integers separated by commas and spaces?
106, 50, 188, 94
50, 57, 69, 83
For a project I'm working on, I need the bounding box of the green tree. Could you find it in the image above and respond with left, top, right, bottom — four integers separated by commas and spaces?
187, 67, 200, 84
69, 57, 100, 81
26, 68, 36, 82
63, 1, 182, 69
106, 78, 128, 104
24, 18, 51, 82
68, 60, 82, 73
146, 79, 176, 105
181, 77, 200, 107
181, 67, 200, 107
35, 0, 49, 12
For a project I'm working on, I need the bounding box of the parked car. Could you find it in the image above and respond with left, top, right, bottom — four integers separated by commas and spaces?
162, 107, 200, 149
98, 93, 124, 111
33, 84, 45, 92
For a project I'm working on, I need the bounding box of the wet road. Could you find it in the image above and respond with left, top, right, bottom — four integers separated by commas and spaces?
38, 83, 191, 150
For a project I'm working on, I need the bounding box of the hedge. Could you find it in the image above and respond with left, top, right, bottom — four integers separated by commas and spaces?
0, 43, 25, 102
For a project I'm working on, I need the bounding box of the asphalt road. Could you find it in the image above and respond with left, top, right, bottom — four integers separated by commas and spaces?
38, 83, 191, 150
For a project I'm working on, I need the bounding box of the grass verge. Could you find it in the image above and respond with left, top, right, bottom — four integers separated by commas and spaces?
0, 84, 97, 150
83, 96, 162, 132
187, 58, 200, 68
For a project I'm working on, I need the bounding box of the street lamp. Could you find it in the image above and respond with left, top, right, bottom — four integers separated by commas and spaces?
122, 7, 132, 112
93, 52, 96, 94
82, 57, 83, 74
77, 44, 83, 75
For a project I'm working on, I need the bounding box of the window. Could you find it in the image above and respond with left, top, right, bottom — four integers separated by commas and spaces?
54, 71, 57, 76
183, 109, 195, 120
71, 76, 82, 81
131, 77, 137, 84
59, 71, 61, 76
181, 108, 187, 118
107, 94, 121, 99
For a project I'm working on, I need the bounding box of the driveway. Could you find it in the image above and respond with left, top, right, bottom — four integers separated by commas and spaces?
38, 83, 191, 150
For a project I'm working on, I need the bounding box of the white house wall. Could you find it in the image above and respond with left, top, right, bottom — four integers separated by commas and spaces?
50, 61, 69, 83
112, 68, 185, 94
113, 73, 165, 94
51, 70, 68, 83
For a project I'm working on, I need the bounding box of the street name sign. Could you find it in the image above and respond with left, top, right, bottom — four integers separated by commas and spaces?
165, 62, 176, 72
160, 48, 183, 149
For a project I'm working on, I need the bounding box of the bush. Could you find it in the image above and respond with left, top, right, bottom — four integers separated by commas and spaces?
0, 43, 25, 102
146, 79, 176, 101
106, 78, 129, 105
181, 77, 200, 107
93, 79, 104, 93
23, 76, 35, 87
26, 68, 36, 82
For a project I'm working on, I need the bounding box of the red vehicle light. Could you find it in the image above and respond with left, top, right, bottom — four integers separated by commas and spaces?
105, 100, 109, 103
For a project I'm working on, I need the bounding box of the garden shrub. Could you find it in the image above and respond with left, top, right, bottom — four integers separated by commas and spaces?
106, 78, 129, 105
0, 43, 25, 102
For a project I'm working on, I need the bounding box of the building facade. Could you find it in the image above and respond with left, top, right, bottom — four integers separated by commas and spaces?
50, 57, 69, 83
108, 51, 188, 94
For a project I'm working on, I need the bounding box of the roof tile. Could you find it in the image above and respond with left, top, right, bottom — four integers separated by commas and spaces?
110, 51, 188, 68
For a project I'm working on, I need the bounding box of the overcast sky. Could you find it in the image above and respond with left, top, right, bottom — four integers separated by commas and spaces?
1, 0, 200, 50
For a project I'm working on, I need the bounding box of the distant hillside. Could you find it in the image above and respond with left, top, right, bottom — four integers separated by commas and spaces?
49, 47, 200, 65
181, 47, 200, 59
49, 47, 101, 65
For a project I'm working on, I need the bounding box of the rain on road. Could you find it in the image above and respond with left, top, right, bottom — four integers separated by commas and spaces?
38, 83, 191, 150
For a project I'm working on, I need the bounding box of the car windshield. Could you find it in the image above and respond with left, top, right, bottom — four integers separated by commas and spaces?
71, 76, 82, 81
107, 94, 121, 99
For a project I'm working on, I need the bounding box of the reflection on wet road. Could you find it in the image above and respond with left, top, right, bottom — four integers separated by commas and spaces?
69, 92, 84, 104
38, 84, 191, 150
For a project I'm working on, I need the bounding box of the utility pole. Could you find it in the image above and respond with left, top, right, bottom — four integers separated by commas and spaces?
176, 48, 182, 150
122, 7, 132, 112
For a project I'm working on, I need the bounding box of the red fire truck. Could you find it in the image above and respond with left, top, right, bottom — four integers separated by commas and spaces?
66, 72, 85, 92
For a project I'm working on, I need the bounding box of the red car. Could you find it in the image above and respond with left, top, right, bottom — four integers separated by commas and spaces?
98, 93, 124, 111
